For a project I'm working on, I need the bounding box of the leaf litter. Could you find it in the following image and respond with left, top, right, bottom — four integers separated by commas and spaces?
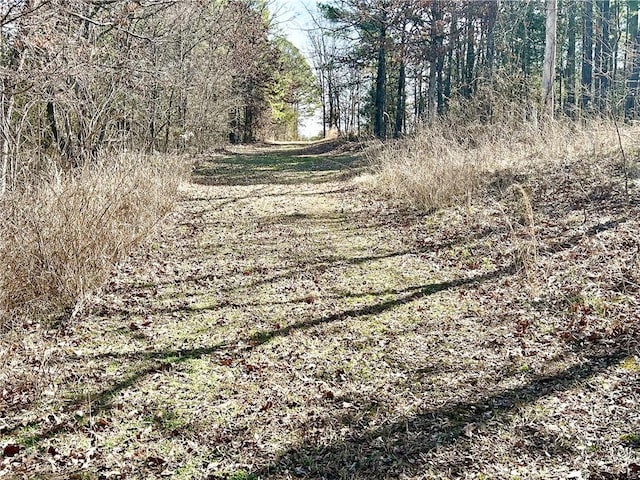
0, 141, 639, 479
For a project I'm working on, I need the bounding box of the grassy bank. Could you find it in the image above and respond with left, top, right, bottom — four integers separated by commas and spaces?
370, 119, 639, 212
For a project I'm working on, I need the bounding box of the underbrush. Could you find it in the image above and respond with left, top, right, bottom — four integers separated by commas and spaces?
371, 119, 639, 211
370, 117, 640, 343
0, 152, 188, 327
0, 141, 638, 478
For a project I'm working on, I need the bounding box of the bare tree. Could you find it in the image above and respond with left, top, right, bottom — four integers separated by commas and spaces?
0, 0, 282, 193
542, 0, 558, 118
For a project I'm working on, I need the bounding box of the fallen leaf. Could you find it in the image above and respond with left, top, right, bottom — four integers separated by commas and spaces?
245, 363, 259, 372
3, 444, 20, 457
92, 417, 111, 431
463, 423, 475, 438
146, 456, 166, 466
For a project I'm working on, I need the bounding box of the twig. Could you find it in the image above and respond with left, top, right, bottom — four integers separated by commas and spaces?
612, 116, 630, 205
67, 10, 153, 42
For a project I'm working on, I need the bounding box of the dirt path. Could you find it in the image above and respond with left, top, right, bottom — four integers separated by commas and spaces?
3, 142, 639, 479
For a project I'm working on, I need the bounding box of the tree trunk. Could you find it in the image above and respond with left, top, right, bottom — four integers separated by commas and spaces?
413, 68, 420, 121
542, 0, 558, 118
436, 50, 444, 115
463, 15, 475, 99
46, 100, 64, 152
485, 0, 498, 79
0, 87, 12, 196
374, 23, 387, 138
444, 7, 457, 113
433, 0, 445, 115
320, 68, 327, 138
428, 61, 437, 120
0, 49, 26, 195
582, 0, 594, 111
625, 0, 639, 118
163, 89, 174, 153
598, 0, 612, 113
328, 70, 336, 129
394, 60, 405, 137
594, 2, 603, 106
565, 1, 577, 116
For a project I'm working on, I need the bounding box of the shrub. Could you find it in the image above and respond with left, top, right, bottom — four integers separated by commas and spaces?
370, 119, 637, 211
0, 152, 187, 325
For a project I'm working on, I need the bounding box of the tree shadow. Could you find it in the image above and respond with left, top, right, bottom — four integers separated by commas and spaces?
95, 245, 418, 305
97, 229, 500, 319
191, 141, 366, 187
198, 186, 356, 209
541, 217, 628, 254
251, 348, 630, 479
10, 270, 503, 444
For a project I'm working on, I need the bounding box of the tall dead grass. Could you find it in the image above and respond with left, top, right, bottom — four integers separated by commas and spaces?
371, 119, 636, 210
0, 153, 188, 326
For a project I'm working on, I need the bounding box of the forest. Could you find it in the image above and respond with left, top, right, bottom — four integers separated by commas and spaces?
1, 0, 639, 479
310, 0, 640, 137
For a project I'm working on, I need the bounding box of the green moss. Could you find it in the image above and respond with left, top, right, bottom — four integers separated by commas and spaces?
567, 293, 609, 317
226, 471, 258, 480
174, 461, 203, 479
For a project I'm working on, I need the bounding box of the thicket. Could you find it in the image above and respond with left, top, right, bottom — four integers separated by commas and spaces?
372, 113, 637, 211
0, 155, 186, 324
0, 0, 317, 326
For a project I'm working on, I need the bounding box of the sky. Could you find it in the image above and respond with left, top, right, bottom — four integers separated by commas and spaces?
275, 0, 324, 138
275, 0, 316, 57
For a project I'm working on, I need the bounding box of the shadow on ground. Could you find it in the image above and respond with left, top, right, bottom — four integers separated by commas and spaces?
6, 270, 504, 449
192, 140, 367, 186
251, 348, 629, 479
7, 137, 640, 479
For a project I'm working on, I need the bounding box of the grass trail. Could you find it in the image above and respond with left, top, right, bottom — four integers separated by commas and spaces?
2, 140, 639, 479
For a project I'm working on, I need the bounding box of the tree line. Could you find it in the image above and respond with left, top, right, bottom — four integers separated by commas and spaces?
308, 0, 640, 138
0, 0, 317, 193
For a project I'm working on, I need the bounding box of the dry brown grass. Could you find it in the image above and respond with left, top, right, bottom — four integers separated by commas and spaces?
0, 152, 188, 326
370, 119, 639, 212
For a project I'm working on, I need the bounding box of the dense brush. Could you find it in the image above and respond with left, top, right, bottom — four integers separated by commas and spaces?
370, 119, 637, 211
0, 153, 187, 325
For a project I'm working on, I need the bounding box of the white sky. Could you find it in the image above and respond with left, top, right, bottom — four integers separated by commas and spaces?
275, 0, 324, 138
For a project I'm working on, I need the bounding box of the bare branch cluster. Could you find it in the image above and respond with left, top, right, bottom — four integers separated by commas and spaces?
0, 0, 278, 192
